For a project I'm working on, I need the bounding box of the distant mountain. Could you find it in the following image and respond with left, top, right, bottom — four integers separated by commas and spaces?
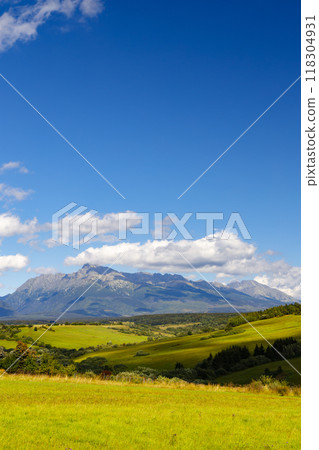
0, 265, 295, 320
227, 280, 296, 303
0, 299, 14, 317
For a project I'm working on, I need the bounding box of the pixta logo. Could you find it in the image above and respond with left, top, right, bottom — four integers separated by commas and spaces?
52, 202, 98, 249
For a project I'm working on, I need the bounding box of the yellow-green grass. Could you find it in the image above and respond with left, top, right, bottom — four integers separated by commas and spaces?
0, 339, 17, 349
17, 325, 148, 349
111, 323, 174, 337
76, 315, 301, 370
0, 375, 300, 449
216, 357, 301, 386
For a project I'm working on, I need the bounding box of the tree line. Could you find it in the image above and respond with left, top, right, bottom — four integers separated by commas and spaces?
226, 303, 301, 328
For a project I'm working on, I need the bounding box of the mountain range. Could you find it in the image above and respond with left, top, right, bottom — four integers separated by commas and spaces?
0, 264, 296, 320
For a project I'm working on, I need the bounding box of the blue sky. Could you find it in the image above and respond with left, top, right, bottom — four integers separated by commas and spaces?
0, 0, 300, 297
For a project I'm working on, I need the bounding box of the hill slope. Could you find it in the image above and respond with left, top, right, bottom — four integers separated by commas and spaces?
76, 315, 301, 370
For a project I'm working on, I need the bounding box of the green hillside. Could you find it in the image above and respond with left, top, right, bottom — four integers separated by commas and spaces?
76, 315, 301, 370
216, 357, 301, 385
17, 325, 148, 349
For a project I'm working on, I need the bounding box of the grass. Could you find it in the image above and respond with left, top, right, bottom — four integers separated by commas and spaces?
76, 315, 301, 370
0, 375, 300, 449
216, 357, 301, 385
17, 325, 148, 349
0, 339, 17, 349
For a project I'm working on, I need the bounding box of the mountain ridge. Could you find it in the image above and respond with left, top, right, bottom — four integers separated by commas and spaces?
0, 265, 296, 320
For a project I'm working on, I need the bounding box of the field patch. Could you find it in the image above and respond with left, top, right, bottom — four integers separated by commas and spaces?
0, 339, 17, 349
17, 325, 147, 349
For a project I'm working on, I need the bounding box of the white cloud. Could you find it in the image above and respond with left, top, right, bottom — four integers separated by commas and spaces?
265, 249, 277, 256
0, 212, 39, 238
151, 215, 173, 239
0, 0, 104, 52
43, 238, 60, 248
64, 233, 301, 298
0, 253, 29, 273
80, 0, 103, 17
48, 210, 141, 247
254, 265, 301, 299
0, 161, 28, 174
64, 233, 257, 273
27, 266, 57, 274
84, 211, 141, 236
0, 183, 33, 202
185, 273, 198, 281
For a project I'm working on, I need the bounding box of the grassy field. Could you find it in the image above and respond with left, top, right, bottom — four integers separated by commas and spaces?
17, 325, 148, 349
0, 375, 300, 449
216, 357, 301, 385
76, 315, 301, 370
0, 339, 17, 349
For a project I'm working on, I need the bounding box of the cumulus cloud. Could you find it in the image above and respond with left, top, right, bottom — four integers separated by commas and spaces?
0, 161, 28, 174
27, 266, 57, 274
43, 238, 60, 248
0, 253, 29, 273
0, 209, 138, 249
82, 211, 141, 236
254, 265, 301, 299
0, 183, 33, 202
0, 0, 104, 52
49, 210, 141, 247
64, 233, 301, 298
64, 233, 257, 273
151, 214, 174, 239
0, 212, 39, 238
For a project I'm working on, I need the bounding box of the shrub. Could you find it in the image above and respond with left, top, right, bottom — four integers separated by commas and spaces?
134, 351, 150, 357
111, 372, 146, 384
259, 375, 277, 385
76, 357, 110, 374
113, 364, 129, 374
215, 368, 228, 377
135, 366, 159, 379
156, 376, 170, 384
249, 375, 291, 395
175, 362, 184, 370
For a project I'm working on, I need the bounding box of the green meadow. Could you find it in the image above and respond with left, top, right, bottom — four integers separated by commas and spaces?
17, 325, 147, 349
0, 375, 300, 449
216, 357, 301, 385
0, 339, 17, 349
76, 315, 301, 371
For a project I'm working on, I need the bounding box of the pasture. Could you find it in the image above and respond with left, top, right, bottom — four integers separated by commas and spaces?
0, 339, 17, 349
17, 325, 147, 349
76, 315, 301, 370
0, 375, 300, 449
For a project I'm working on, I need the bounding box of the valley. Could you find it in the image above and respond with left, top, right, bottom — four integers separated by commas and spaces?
75, 314, 301, 374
